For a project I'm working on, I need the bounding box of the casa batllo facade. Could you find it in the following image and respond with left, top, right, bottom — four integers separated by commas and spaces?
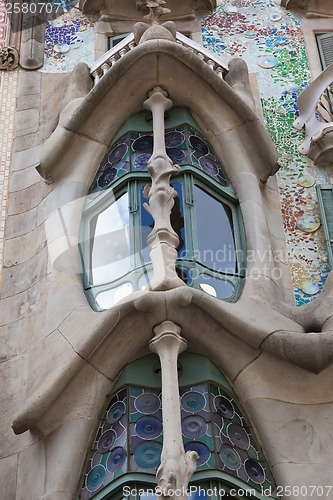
1, 0, 333, 499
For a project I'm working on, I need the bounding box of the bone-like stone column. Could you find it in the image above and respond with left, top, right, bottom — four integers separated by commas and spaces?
149, 321, 198, 500
143, 87, 185, 290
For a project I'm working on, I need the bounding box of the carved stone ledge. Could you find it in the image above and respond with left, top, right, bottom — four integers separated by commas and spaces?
79, 0, 216, 19
0, 46, 19, 71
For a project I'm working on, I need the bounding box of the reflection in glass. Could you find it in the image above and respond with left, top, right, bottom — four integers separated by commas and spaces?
90, 193, 131, 285
140, 188, 154, 264
95, 283, 133, 309
194, 186, 236, 273
188, 489, 208, 500
198, 275, 234, 299
171, 182, 186, 256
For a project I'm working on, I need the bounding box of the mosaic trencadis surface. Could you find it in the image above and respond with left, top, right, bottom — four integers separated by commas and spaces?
80, 383, 274, 498
202, 0, 331, 305
43, 6, 95, 72
88, 125, 229, 195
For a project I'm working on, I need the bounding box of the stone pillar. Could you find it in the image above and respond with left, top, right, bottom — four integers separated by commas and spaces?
149, 321, 198, 500
143, 87, 185, 290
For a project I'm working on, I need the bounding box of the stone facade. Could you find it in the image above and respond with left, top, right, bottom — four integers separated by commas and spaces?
1, 1, 333, 499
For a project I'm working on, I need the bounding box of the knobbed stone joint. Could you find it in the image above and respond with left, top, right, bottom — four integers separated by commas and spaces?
143, 88, 185, 290
0, 47, 19, 71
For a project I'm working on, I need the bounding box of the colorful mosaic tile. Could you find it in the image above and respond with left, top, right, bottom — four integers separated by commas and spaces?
203, 0, 331, 305
43, 8, 96, 73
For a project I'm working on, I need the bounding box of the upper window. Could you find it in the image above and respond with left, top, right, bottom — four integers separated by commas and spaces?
316, 33, 333, 70
108, 34, 131, 50
79, 109, 245, 311
316, 184, 333, 270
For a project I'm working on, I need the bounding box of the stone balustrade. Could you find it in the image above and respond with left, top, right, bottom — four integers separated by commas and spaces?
90, 31, 229, 85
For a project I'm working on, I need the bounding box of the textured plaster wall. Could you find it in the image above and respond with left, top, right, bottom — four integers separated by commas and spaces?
1, 3, 333, 500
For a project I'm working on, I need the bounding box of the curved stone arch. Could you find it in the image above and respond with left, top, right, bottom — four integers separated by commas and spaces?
38, 39, 278, 185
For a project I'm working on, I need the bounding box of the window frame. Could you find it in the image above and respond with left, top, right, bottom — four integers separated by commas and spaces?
301, 19, 333, 80
79, 111, 246, 310
316, 184, 333, 269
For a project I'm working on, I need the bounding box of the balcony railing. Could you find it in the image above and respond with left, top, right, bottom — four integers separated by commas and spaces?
90, 32, 230, 86
294, 64, 333, 163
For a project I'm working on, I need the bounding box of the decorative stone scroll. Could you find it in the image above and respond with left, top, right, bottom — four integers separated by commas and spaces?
143, 87, 185, 290
0, 46, 19, 70
149, 321, 198, 500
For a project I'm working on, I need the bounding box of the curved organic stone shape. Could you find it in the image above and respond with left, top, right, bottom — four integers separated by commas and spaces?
134, 0, 176, 43
150, 321, 198, 499
282, 0, 333, 17
0, 46, 19, 70
79, 0, 216, 18
143, 87, 185, 290
294, 64, 333, 163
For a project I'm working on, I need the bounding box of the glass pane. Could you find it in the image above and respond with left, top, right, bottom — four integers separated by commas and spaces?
194, 185, 236, 274
171, 182, 186, 256
89, 192, 131, 285
198, 275, 234, 299
95, 283, 133, 309
139, 492, 157, 500
188, 488, 209, 500
140, 187, 154, 264
140, 182, 186, 262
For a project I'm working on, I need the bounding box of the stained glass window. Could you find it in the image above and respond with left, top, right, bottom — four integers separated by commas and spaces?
79, 109, 245, 310
79, 354, 275, 500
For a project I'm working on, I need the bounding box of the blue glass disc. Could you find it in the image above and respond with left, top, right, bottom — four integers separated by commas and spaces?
97, 167, 117, 188
199, 156, 219, 176
107, 401, 126, 424
136, 415, 163, 439
182, 415, 207, 439
97, 429, 116, 453
134, 441, 162, 469
133, 153, 151, 171
189, 135, 209, 155
214, 395, 235, 419
109, 143, 128, 163
106, 447, 127, 472
167, 148, 185, 164
181, 391, 206, 412
133, 135, 153, 153
135, 392, 160, 414
165, 131, 185, 147
184, 442, 210, 466
245, 458, 265, 484
86, 464, 106, 492
227, 423, 250, 450
219, 444, 242, 470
